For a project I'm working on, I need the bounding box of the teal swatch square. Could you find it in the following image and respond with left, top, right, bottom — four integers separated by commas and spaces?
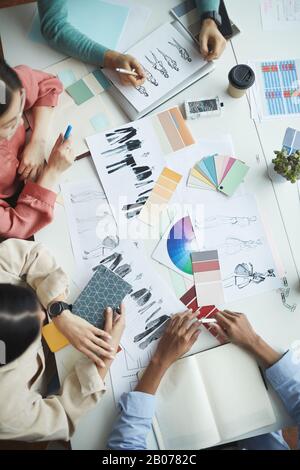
57, 69, 77, 88
66, 79, 94, 105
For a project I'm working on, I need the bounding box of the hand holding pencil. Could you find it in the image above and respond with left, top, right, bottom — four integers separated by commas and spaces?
103, 50, 145, 87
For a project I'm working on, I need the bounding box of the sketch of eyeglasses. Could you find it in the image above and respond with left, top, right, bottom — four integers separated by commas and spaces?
168, 37, 192, 62
145, 52, 169, 78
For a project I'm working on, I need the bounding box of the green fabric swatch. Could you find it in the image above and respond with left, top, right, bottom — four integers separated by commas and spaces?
66, 79, 93, 105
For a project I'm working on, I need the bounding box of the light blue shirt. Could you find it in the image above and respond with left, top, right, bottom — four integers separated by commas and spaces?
107, 350, 300, 450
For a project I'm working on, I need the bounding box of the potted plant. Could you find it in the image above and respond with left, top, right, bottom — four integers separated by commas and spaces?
271, 149, 300, 183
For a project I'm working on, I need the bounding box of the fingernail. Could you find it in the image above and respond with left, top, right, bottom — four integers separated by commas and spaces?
106, 334, 112, 339
110, 347, 114, 351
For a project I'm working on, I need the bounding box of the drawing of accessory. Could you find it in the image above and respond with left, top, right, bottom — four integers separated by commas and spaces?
139, 298, 163, 315
141, 65, 159, 86
134, 273, 143, 282
132, 165, 153, 181
224, 263, 276, 289
221, 237, 263, 256
106, 127, 137, 144
136, 85, 149, 97
278, 277, 296, 311
131, 287, 152, 306
106, 155, 136, 174
157, 48, 179, 71
114, 263, 132, 278
124, 207, 143, 219
122, 201, 147, 212
70, 190, 105, 203
146, 306, 162, 323
168, 38, 192, 62
110, 253, 123, 271
145, 52, 169, 78
99, 252, 120, 265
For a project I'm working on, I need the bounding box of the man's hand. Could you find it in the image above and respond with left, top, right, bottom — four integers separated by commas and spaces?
199, 18, 226, 61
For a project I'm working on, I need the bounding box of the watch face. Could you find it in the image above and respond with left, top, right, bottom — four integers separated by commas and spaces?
50, 303, 62, 316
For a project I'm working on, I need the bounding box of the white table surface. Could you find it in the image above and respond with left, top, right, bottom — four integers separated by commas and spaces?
3, 0, 299, 450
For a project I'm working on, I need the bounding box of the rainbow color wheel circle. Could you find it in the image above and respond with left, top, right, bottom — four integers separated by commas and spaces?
167, 216, 197, 275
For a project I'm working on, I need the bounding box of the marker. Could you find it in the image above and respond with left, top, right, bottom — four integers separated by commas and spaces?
200, 318, 217, 324
115, 68, 138, 77
63, 124, 72, 141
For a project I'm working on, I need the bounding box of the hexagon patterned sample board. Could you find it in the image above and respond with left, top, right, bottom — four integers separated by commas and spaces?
72, 264, 132, 328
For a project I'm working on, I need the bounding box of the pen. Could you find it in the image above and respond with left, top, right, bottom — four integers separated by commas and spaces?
200, 318, 217, 324
63, 124, 72, 141
116, 68, 138, 77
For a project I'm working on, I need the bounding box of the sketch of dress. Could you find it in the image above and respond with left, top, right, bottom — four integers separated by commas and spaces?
168, 38, 192, 62
202, 215, 257, 230
223, 262, 276, 289
157, 48, 179, 71
70, 190, 105, 203
219, 238, 263, 256
133, 315, 170, 349
106, 127, 137, 145
101, 140, 142, 156
145, 52, 169, 78
135, 85, 149, 97
106, 155, 136, 174
141, 65, 159, 86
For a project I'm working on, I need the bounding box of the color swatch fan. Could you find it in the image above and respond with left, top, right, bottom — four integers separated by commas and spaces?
152, 213, 199, 280
187, 154, 249, 196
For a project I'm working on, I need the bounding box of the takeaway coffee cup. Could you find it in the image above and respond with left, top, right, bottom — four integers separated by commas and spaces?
228, 64, 255, 98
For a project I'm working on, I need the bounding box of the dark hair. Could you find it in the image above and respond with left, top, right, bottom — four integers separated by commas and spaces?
0, 60, 22, 116
0, 284, 40, 366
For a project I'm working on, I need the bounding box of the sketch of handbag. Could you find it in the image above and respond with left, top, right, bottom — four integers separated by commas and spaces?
168, 37, 192, 62
141, 65, 159, 86
157, 48, 179, 71
114, 263, 132, 278
145, 52, 169, 78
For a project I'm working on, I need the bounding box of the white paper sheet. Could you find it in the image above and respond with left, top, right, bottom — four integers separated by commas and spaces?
104, 22, 207, 112
261, 0, 300, 31
194, 194, 282, 303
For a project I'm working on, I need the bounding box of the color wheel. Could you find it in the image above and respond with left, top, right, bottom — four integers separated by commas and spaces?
166, 216, 197, 275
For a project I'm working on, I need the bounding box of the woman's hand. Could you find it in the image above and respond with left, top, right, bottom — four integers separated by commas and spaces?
104, 50, 146, 86
37, 133, 75, 191
152, 310, 201, 369
52, 310, 115, 368
103, 303, 126, 354
18, 138, 47, 182
199, 19, 226, 61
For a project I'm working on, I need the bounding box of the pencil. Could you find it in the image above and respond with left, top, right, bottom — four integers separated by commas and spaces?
116, 68, 138, 77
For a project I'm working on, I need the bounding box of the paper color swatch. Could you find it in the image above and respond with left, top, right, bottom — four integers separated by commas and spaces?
191, 250, 224, 306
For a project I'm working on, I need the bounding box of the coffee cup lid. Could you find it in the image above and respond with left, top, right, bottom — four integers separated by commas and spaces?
228, 64, 255, 90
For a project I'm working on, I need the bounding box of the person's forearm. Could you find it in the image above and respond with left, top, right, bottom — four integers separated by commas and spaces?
247, 336, 282, 368
135, 355, 169, 395
30, 106, 54, 143
196, 0, 220, 15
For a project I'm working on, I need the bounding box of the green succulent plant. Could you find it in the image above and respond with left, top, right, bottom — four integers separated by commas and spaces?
272, 149, 300, 183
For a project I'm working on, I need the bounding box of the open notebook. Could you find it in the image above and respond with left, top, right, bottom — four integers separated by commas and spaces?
103, 21, 214, 120
152, 343, 276, 450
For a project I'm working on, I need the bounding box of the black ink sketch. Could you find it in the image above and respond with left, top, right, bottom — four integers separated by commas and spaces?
135, 179, 154, 189
223, 262, 276, 289
146, 306, 162, 324
219, 237, 263, 256
201, 215, 258, 230
139, 298, 163, 315
278, 277, 296, 312
133, 315, 170, 349
157, 48, 179, 71
71, 190, 105, 203
124, 207, 143, 219
83, 235, 119, 259
145, 52, 169, 78
135, 85, 149, 97
106, 155, 136, 174
132, 165, 154, 181
114, 263, 132, 278
281, 291, 296, 312
168, 38, 192, 62
134, 273, 143, 282
141, 65, 159, 86
99, 251, 123, 271
130, 287, 152, 306
101, 140, 142, 156
109, 253, 123, 271
106, 127, 137, 145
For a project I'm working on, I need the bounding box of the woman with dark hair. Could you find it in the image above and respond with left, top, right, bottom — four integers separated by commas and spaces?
0, 60, 75, 240
0, 239, 125, 441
